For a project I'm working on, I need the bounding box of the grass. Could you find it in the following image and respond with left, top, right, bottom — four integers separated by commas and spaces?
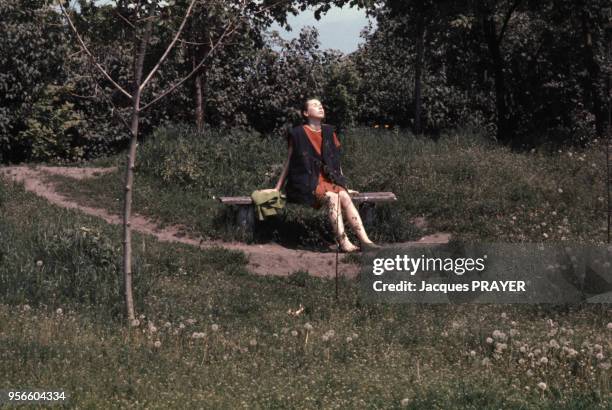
43, 125, 608, 248
1, 157, 611, 408
1, 125, 611, 407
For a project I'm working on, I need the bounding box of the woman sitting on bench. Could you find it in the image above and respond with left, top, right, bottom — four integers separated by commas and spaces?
273, 98, 379, 253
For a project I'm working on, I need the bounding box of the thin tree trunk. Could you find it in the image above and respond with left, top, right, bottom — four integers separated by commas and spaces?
123, 16, 153, 325
414, 9, 424, 135
483, 17, 509, 143
193, 55, 205, 132
581, 11, 604, 136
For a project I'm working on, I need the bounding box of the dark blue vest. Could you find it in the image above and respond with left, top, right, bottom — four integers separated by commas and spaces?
285, 124, 347, 206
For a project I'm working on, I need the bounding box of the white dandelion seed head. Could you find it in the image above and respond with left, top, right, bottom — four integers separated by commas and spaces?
36, 260, 43, 267
607, 322, 612, 330
211, 324, 219, 332
486, 337, 494, 344
526, 369, 534, 377
130, 319, 140, 327
346, 336, 353, 343
400, 398, 410, 407
153, 340, 162, 348
481, 358, 490, 366
304, 323, 313, 331
537, 382, 547, 390
596, 352, 604, 360
520, 346, 527, 353
186, 319, 196, 325
540, 357, 548, 364
322, 334, 329, 342
56, 308, 63, 315
290, 330, 298, 337
249, 338, 257, 347
470, 350, 476, 357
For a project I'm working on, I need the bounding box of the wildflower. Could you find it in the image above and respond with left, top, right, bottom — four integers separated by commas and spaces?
139, 314, 146, 320
501, 312, 507, 319
526, 369, 534, 377
495, 343, 507, 353
558, 188, 563, 193
549, 339, 560, 349
148, 323, 158, 334
249, 338, 257, 347
543, 233, 549, 238
596, 353, 604, 360
322, 334, 329, 342
481, 358, 490, 366
598, 362, 611, 370
191, 332, 205, 339
352, 333, 359, 339
400, 398, 410, 407
540, 357, 548, 365
178, 323, 185, 330
565, 348, 578, 358
346, 336, 353, 343
130, 319, 140, 327
304, 323, 313, 331
22, 304, 31, 312
509, 329, 519, 337
537, 382, 547, 391
56, 308, 63, 315
520, 346, 527, 353
518, 358, 526, 365
281, 327, 289, 334
486, 337, 494, 344
607, 322, 612, 330
594, 344, 603, 351
373, 124, 379, 128
211, 324, 219, 332
36, 260, 43, 267
470, 350, 476, 357
153, 340, 162, 348
186, 319, 196, 325
290, 330, 298, 337
164, 322, 171, 328
384, 124, 390, 128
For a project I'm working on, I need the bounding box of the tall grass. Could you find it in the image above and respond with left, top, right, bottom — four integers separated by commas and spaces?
48, 124, 607, 247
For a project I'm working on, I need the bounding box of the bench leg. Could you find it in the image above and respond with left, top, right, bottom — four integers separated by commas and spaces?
236, 204, 255, 239
359, 203, 376, 226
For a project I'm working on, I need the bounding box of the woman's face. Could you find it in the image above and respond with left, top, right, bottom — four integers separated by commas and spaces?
303, 99, 325, 120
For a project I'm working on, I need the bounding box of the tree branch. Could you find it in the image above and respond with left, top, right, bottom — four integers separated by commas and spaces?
140, 0, 289, 112
58, 1, 133, 100
139, 0, 198, 91
496, 0, 522, 46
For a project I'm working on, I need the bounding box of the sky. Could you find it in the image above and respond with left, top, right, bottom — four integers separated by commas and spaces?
268, 6, 374, 54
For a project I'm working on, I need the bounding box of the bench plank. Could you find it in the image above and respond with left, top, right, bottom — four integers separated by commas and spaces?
218, 192, 397, 205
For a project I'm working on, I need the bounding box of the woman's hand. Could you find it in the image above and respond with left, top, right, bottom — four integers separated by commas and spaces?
347, 188, 359, 195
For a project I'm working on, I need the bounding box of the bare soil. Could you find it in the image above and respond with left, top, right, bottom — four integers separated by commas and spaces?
0, 165, 451, 278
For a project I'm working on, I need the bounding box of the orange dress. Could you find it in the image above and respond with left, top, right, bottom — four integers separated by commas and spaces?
301, 125, 345, 209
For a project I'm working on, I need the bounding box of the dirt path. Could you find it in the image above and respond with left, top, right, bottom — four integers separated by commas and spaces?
0, 165, 451, 278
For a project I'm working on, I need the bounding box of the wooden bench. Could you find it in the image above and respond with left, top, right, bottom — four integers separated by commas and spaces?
217, 192, 398, 236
